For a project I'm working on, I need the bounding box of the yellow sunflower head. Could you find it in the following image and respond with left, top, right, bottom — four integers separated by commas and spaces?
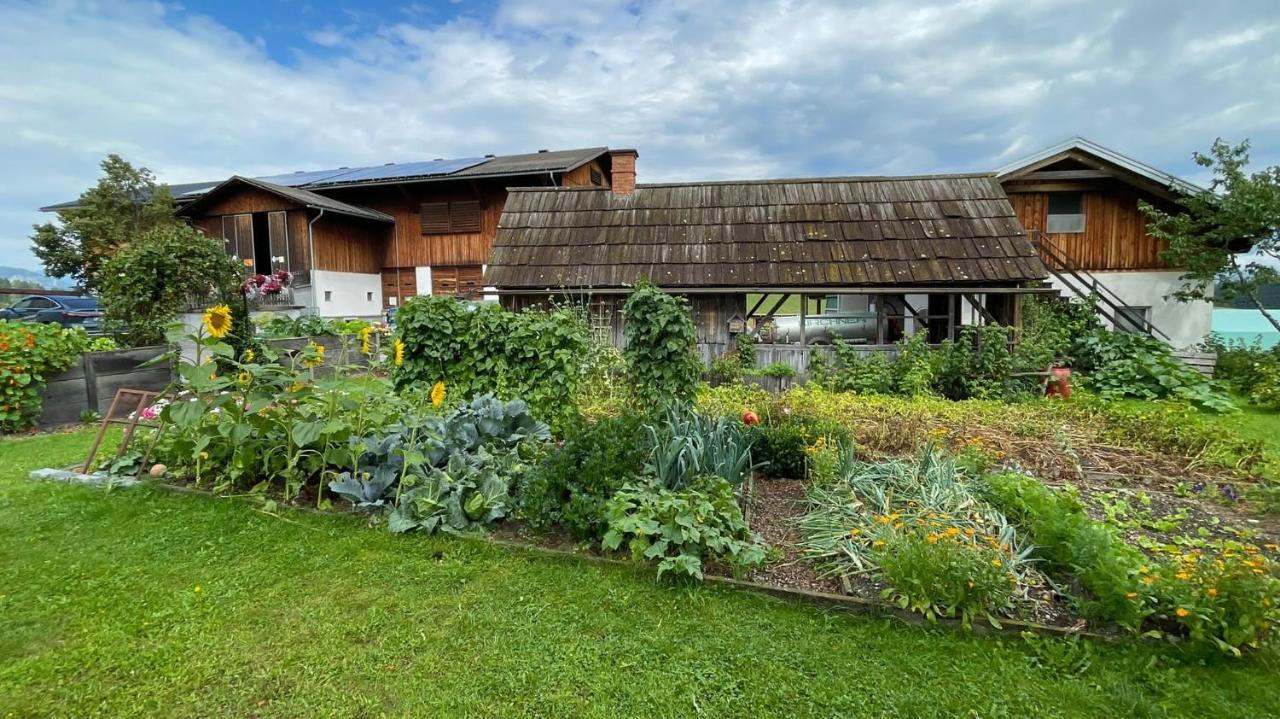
237, 371, 252, 385
202, 304, 233, 338
430, 381, 446, 407
393, 338, 405, 367
301, 341, 325, 369
243, 348, 255, 363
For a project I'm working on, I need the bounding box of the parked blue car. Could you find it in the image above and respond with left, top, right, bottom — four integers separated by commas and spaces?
0, 295, 104, 332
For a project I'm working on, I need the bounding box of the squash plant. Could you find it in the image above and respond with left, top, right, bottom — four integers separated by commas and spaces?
0, 321, 88, 431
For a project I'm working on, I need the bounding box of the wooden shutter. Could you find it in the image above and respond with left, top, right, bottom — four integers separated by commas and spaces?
221, 216, 237, 255
267, 211, 289, 271
420, 203, 451, 234
432, 265, 483, 299
234, 214, 254, 268
449, 201, 481, 233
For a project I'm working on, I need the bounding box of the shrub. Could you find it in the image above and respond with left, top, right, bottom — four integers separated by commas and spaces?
518, 411, 651, 540
822, 342, 894, 394
1018, 295, 1103, 369
1200, 333, 1277, 393
705, 353, 746, 385
756, 361, 797, 379
602, 475, 767, 579
753, 421, 810, 478
873, 526, 1016, 628
0, 321, 89, 431
891, 333, 935, 396
1076, 330, 1236, 413
622, 281, 701, 407
1249, 356, 1280, 411
393, 297, 588, 429
933, 325, 1019, 401
98, 224, 242, 347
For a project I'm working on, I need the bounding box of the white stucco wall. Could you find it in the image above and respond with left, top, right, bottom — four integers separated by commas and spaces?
413, 266, 433, 300
313, 270, 382, 319
1046, 270, 1212, 349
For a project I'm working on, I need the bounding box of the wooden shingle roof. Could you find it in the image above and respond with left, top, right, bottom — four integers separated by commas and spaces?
486, 173, 1048, 290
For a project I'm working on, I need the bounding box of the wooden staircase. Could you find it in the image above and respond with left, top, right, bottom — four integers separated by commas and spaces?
1027, 230, 1171, 343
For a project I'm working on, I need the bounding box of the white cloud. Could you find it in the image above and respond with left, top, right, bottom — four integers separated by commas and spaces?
2, 0, 1280, 272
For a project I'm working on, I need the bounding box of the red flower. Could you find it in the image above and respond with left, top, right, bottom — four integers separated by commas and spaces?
742, 410, 760, 426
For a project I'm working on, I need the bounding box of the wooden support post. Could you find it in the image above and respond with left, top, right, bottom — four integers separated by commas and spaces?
82, 352, 98, 415
876, 294, 886, 345
799, 294, 807, 346
949, 294, 959, 341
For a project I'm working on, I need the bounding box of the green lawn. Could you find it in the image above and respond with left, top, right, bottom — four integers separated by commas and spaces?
2, 430, 1278, 717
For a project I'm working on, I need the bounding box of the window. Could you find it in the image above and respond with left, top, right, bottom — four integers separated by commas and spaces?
420, 201, 481, 234
1115, 306, 1151, 334
1046, 192, 1085, 233
590, 168, 603, 186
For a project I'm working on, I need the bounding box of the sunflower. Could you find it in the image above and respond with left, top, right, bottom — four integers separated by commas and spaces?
243, 349, 255, 363
430, 381, 446, 407
360, 326, 374, 355
202, 304, 233, 338
237, 371, 252, 385
393, 338, 405, 367
301, 341, 325, 369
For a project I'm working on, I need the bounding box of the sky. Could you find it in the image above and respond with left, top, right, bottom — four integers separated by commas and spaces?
1, 0, 1278, 273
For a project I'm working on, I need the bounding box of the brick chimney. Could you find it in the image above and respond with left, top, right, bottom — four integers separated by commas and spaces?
609, 149, 638, 195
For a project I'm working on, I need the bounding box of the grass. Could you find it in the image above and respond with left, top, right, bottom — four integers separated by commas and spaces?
2, 430, 1279, 717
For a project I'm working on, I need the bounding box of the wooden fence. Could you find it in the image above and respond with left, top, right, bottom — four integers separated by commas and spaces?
39, 347, 172, 427
729, 343, 1218, 385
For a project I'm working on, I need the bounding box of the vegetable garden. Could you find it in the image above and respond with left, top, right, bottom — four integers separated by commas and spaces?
64, 286, 1280, 660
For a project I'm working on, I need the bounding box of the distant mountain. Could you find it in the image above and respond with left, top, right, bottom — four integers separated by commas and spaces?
0, 266, 76, 290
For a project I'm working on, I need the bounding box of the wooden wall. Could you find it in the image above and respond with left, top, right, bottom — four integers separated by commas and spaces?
562, 158, 609, 188
191, 187, 300, 216
1004, 182, 1176, 271
503, 292, 741, 361
327, 181, 514, 268
311, 214, 386, 274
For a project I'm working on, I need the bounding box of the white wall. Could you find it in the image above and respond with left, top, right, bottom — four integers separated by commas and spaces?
313, 270, 382, 319
1046, 270, 1212, 349
413, 266, 433, 300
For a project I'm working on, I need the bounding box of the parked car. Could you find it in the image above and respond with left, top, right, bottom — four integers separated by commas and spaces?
0, 295, 103, 332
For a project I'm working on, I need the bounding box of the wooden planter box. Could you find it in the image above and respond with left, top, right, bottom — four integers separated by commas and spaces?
39, 346, 172, 427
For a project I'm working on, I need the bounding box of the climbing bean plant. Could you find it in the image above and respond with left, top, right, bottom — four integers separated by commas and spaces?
622, 280, 702, 407
392, 296, 588, 429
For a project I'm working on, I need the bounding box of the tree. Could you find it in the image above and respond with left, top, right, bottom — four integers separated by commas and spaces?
31, 155, 177, 292
1141, 139, 1280, 332
98, 224, 243, 347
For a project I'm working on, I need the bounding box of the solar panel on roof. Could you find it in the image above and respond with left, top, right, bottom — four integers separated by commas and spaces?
254, 167, 360, 187
309, 157, 488, 185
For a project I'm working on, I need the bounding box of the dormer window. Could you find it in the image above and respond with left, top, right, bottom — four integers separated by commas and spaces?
1046, 192, 1085, 234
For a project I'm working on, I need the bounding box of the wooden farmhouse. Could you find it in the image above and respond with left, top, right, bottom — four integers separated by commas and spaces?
39, 136, 1214, 350
46, 148, 618, 318
997, 137, 1209, 347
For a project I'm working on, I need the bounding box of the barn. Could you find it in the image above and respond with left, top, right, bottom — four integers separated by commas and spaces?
485, 171, 1052, 364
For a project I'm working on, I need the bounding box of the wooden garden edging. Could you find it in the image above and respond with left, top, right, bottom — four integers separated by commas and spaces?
65, 473, 1110, 643
39, 346, 171, 427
